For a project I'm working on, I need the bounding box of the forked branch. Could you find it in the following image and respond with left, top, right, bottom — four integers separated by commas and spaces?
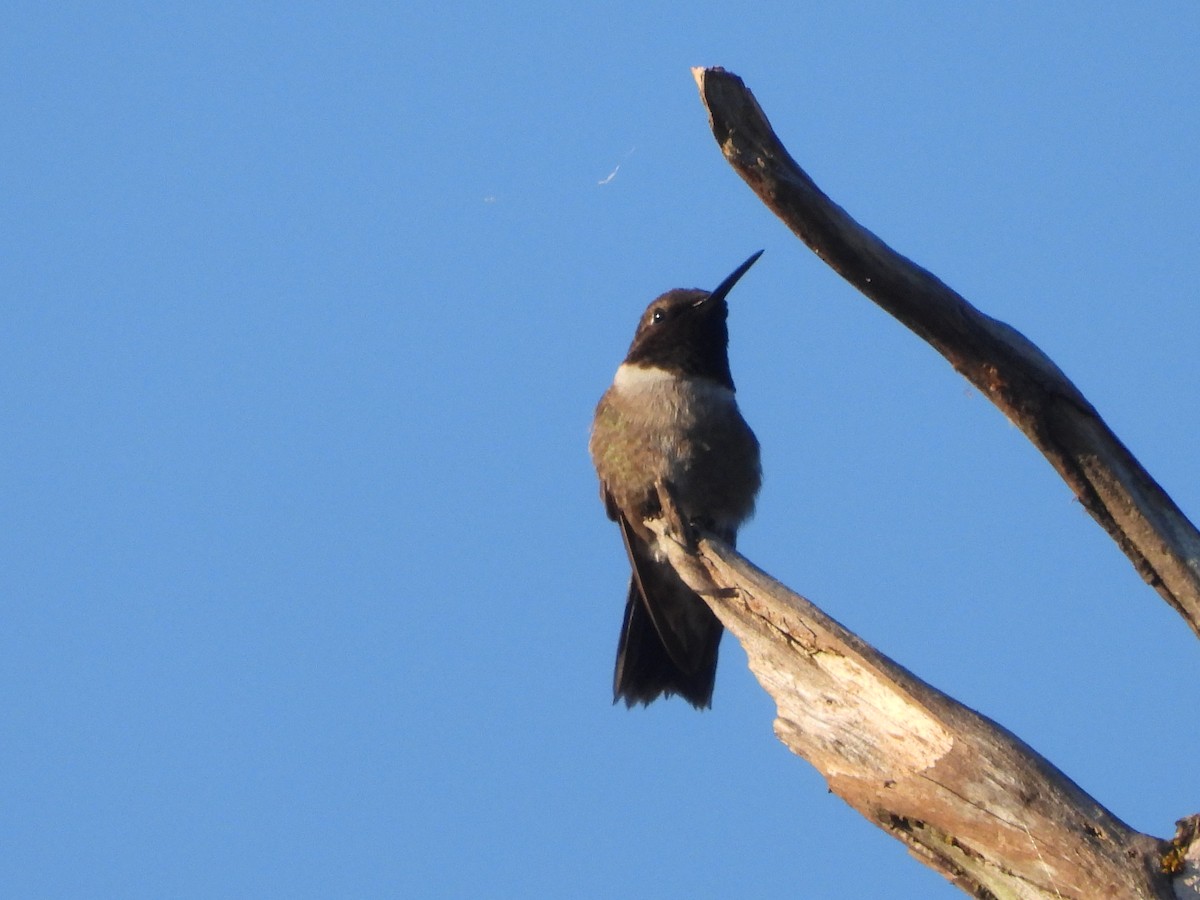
668, 66, 1200, 897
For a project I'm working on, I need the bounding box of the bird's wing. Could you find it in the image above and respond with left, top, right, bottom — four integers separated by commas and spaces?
612, 501, 708, 674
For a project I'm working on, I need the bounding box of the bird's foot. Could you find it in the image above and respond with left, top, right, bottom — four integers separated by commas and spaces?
654, 478, 698, 552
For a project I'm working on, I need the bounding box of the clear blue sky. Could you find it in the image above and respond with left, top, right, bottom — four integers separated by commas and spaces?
4, 4, 1199, 898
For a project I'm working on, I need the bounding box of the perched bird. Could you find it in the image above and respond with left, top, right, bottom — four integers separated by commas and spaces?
589, 252, 763, 708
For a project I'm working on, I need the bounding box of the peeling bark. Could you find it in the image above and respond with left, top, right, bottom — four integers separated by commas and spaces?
652, 507, 1179, 898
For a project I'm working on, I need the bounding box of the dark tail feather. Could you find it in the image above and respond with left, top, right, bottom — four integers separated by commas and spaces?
613, 579, 722, 709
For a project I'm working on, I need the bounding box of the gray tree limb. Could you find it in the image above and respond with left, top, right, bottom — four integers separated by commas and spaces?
653, 502, 1191, 898
658, 67, 1200, 897
691, 66, 1200, 639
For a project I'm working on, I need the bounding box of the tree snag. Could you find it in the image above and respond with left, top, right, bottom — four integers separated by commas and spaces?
655, 66, 1200, 898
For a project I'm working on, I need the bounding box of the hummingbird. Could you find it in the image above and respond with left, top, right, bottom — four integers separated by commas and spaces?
589, 252, 763, 708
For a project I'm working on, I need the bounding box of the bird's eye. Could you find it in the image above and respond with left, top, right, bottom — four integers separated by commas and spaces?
651, 309, 665, 323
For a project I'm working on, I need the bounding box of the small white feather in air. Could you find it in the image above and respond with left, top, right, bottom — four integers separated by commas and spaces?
598, 147, 636, 186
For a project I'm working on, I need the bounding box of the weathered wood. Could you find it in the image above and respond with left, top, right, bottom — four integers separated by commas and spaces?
691, 66, 1200, 640
650, 503, 1184, 898
661, 67, 1200, 896
1167, 816, 1200, 898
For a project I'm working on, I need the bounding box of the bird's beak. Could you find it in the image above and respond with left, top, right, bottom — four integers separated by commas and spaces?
697, 250, 764, 308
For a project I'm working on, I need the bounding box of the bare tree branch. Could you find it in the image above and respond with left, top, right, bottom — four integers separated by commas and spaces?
650, 496, 1188, 898
691, 66, 1200, 639
662, 66, 1200, 896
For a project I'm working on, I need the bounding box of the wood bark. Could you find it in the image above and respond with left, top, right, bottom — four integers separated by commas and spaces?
654, 67, 1200, 897
656, 512, 1184, 899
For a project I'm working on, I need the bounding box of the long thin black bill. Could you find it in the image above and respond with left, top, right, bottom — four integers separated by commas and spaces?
707, 249, 764, 305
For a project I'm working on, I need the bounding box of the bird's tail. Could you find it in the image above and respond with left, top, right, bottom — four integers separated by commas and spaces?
612, 576, 722, 709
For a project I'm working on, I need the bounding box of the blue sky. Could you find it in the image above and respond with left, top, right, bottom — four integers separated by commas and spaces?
4, 4, 1199, 898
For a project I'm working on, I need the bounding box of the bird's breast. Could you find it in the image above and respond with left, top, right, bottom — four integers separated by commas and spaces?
590, 364, 761, 531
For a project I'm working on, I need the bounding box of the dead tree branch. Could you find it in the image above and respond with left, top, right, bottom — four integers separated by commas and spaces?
665, 66, 1200, 896
652, 502, 1188, 898
691, 66, 1200, 640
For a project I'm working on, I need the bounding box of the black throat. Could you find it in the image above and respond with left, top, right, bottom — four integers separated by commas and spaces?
624, 289, 734, 390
